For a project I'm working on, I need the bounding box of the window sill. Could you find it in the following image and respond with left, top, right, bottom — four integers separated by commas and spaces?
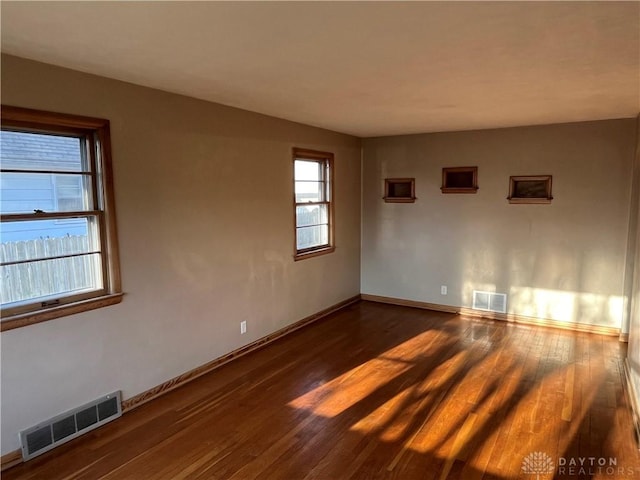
0, 293, 124, 332
441, 187, 478, 194
294, 246, 335, 261
507, 197, 553, 204
383, 196, 417, 203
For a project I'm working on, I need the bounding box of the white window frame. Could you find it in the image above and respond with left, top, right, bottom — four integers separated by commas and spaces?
0, 106, 122, 331
293, 148, 335, 260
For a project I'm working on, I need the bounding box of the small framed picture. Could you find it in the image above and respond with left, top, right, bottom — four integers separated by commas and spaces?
508, 175, 553, 204
441, 167, 478, 194
384, 178, 416, 203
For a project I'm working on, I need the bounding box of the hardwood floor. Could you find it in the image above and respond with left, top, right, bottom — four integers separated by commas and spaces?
5, 301, 639, 479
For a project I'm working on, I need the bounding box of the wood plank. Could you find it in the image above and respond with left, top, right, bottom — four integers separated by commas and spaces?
562, 363, 576, 421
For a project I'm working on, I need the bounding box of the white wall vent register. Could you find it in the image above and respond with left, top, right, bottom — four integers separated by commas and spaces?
472, 291, 507, 314
19, 391, 122, 461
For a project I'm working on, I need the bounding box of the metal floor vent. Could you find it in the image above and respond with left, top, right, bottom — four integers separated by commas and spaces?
472, 291, 507, 314
19, 391, 122, 461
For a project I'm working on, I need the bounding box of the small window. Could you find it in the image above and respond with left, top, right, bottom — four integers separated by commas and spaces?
441, 167, 478, 193
508, 175, 553, 204
293, 148, 334, 260
0, 106, 122, 331
384, 178, 416, 203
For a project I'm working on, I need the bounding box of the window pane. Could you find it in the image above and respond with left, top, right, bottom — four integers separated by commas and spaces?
296, 204, 328, 228
294, 160, 322, 181
1, 130, 84, 172
1, 217, 96, 262
0, 172, 90, 214
1, 215, 102, 307
0, 253, 103, 306
55, 175, 88, 211
296, 225, 329, 250
295, 181, 324, 203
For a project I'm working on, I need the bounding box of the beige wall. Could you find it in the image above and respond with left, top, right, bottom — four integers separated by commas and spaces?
0, 55, 361, 455
623, 116, 640, 336
627, 114, 640, 410
362, 120, 636, 328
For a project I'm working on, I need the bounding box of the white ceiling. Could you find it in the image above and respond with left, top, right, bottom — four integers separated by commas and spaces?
1, 1, 639, 137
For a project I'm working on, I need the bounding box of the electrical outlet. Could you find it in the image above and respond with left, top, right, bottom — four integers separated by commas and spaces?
441, 285, 447, 295
240, 321, 247, 334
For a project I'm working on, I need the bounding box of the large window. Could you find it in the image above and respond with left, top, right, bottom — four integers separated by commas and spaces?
293, 148, 334, 260
0, 106, 122, 331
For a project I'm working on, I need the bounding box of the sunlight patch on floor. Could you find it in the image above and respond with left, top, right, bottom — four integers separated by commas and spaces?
287, 330, 447, 417
350, 350, 471, 443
